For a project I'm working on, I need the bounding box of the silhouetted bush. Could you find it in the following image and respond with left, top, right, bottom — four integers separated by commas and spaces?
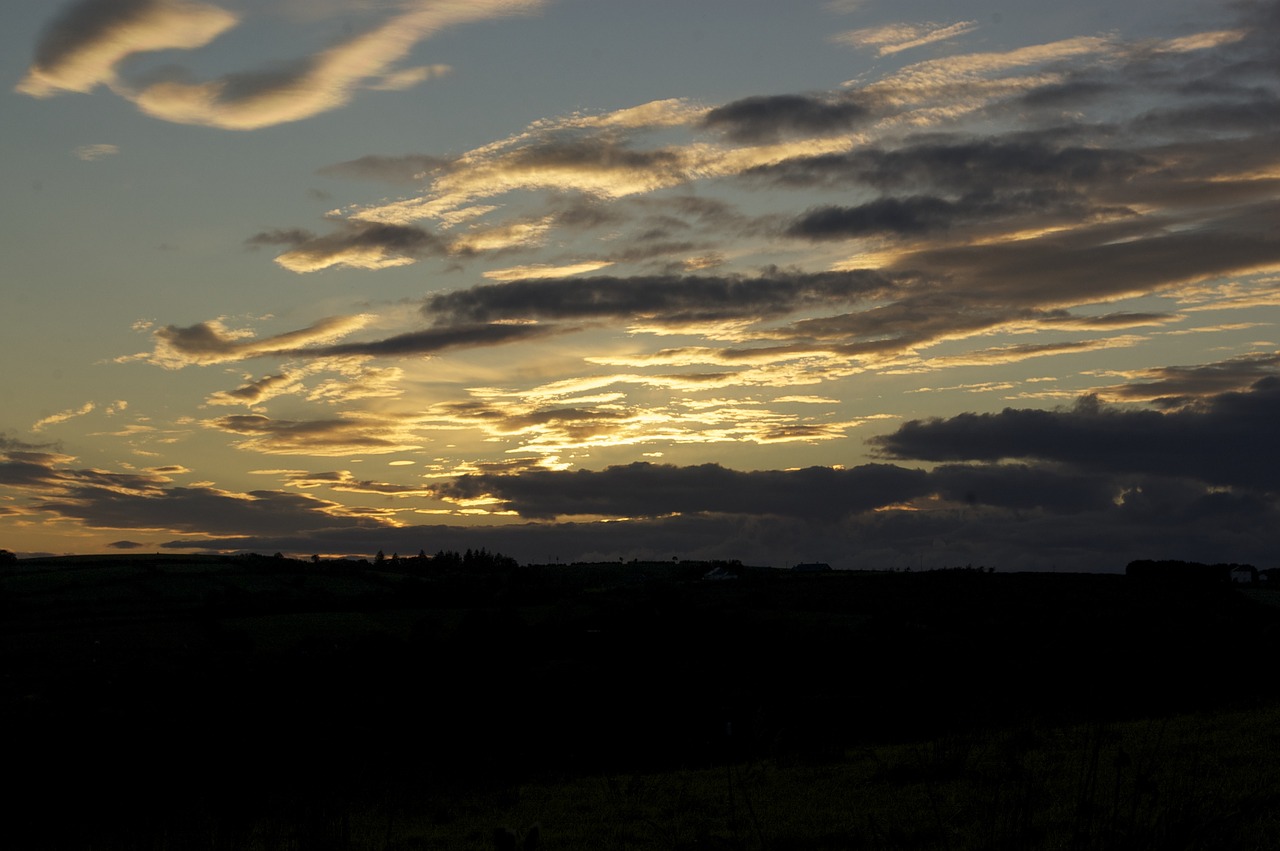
1126, 559, 1236, 585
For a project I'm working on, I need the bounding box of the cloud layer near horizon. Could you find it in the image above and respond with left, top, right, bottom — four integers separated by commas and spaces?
8, 379, 1280, 569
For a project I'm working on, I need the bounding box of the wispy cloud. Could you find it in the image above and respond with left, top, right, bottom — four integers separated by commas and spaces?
124, 315, 370, 368
833, 21, 978, 57
18, 0, 545, 129
32, 402, 95, 432
72, 142, 118, 160
16, 0, 238, 98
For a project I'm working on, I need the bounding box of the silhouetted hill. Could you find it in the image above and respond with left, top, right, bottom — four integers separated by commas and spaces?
4, 555, 1280, 847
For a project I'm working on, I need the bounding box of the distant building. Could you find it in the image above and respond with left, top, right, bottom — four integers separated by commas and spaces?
792, 562, 832, 573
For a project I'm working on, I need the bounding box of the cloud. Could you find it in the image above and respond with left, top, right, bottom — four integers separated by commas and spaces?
429, 461, 933, 520
257, 222, 447, 273
132, 315, 369, 368
16, 0, 237, 98
786, 190, 1090, 239
1095, 351, 1280, 405
158, 490, 1280, 571
701, 94, 872, 142
38, 484, 389, 536
19, 0, 544, 129
368, 63, 452, 91
0, 451, 77, 490
350, 124, 852, 227
125, 0, 546, 129
0, 435, 57, 452
746, 135, 1150, 193
872, 378, 1280, 492
417, 385, 881, 457
298, 323, 564, 358
483, 261, 615, 281
273, 469, 437, 498
421, 269, 898, 327
834, 21, 978, 57
207, 413, 425, 456
205, 372, 304, 407
73, 143, 118, 160
32, 402, 95, 432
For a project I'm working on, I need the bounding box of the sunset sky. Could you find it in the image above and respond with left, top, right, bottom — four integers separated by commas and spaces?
4, 0, 1279, 570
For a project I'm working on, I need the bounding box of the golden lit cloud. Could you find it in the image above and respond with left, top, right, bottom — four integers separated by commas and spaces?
207, 413, 425, 456
354, 135, 854, 226
1157, 29, 1247, 53
834, 21, 978, 56
275, 245, 418, 273
73, 143, 119, 160
32, 402, 95, 432
128, 0, 546, 130
127, 315, 370, 368
16, 0, 238, 98
483, 261, 614, 281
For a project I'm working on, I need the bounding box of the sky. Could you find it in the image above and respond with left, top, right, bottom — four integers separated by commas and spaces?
3, 0, 1279, 571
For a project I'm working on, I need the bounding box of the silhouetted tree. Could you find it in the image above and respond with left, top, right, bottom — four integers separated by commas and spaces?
375, 549, 386, 565
0, 549, 16, 565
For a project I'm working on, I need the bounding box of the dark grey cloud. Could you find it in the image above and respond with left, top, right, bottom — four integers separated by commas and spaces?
873, 378, 1280, 492
929, 463, 1120, 515
786, 190, 1088, 240
158, 471, 1280, 572
37, 486, 386, 537
107, 540, 146, 549
318, 153, 449, 184
896, 200, 1280, 307
768, 291, 1029, 348
1041, 311, 1175, 330
0, 435, 57, 452
147, 315, 549, 365
1136, 95, 1280, 135
294, 323, 563, 358
1015, 80, 1118, 109
701, 93, 873, 142
1, 452, 172, 497
546, 195, 626, 230
262, 221, 447, 271
245, 228, 315, 248
428, 461, 932, 520
0, 451, 70, 489
421, 269, 899, 326
505, 137, 687, 173
1104, 352, 1280, 405
749, 136, 1146, 194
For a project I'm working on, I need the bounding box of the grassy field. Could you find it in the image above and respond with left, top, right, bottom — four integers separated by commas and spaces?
4, 554, 1279, 849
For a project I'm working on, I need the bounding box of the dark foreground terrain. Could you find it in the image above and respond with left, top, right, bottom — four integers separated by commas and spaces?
4, 554, 1280, 849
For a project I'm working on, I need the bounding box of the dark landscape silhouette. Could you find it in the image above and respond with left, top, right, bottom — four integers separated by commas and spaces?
5, 550, 1280, 848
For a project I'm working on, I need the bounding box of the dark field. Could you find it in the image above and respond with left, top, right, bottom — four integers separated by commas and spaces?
4, 554, 1280, 849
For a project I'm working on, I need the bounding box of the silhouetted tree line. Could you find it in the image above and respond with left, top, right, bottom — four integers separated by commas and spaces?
1125, 559, 1252, 585
430, 547, 519, 572
0, 548, 16, 565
